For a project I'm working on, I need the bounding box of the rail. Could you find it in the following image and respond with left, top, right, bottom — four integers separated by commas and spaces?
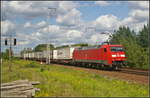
119, 68, 149, 76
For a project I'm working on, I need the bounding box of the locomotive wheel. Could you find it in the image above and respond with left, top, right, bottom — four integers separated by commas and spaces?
85, 63, 89, 68
82, 63, 85, 67
113, 66, 119, 70
100, 64, 105, 70
81, 62, 85, 67
96, 64, 99, 69
98, 64, 102, 69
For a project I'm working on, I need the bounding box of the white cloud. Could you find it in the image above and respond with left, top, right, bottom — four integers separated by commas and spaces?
123, 21, 147, 33
2, 1, 82, 27
24, 21, 47, 29
2, 1, 78, 19
95, 1, 110, 6
120, 1, 149, 32
58, 1, 77, 14
32, 32, 41, 37
121, 17, 136, 25
56, 8, 82, 26
16, 33, 29, 40
24, 22, 31, 28
16, 31, 41, 47
39, 25, 60, 34
94, 1, 149, 33
128, 1, 149, 10
89, 33, 109, 44
17, 41, 29, 45
129, 9, 149, 21
25, 23, 85, 46
3, 1, 45, 19
36, 21, 47, 28
67, 30, 83, 38
1, 20, 16, 35
94, 14, 121, 31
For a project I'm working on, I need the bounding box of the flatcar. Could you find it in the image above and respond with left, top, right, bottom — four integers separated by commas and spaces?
73, 44, 126, 70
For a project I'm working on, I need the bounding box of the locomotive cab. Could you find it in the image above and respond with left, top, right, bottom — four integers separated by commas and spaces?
108, 45, 126, 69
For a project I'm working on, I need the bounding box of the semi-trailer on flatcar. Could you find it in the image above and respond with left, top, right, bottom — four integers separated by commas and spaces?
52, 46, 79, 64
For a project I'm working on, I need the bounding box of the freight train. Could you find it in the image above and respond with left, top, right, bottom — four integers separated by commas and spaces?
22, 43, 127, 70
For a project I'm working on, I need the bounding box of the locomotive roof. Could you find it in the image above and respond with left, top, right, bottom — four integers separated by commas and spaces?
108, 44, 123, 47
76, 45, 101, 50
76, 44, 122, 50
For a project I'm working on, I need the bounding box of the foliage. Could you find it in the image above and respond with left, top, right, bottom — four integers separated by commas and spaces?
34, 44, 54, 52
71, 43, 88, 47
1, 49, 13, 60
110, 25, 149, 69
55, 45, 69, 49
1, 59, 149, 97
55, 43, 88, 49
137, 24, 149, 48
24, 61, 40, 68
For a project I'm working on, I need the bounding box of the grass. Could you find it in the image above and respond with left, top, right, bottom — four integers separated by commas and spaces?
1, 59, 149, 97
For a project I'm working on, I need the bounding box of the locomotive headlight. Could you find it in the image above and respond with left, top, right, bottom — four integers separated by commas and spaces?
112, 55, 116, 57
120, 54, 125, 57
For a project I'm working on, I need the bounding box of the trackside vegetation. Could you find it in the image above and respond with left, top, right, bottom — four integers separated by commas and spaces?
1, 59, 149, 97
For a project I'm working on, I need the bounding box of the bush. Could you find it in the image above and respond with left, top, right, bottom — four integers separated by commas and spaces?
24, 62, 40, 68
40, 67, 44, 72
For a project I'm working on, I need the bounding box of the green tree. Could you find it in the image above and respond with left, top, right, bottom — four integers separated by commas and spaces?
55, 45, 69, 49
137, 24, 149, 48
110, 25, 149, 69
110, 26, 136, 44
71, 43, 88, 47
1, 49, 11, 60
34, 44, 54, 52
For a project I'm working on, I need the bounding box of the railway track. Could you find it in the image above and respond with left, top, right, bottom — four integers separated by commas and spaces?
26, 59, 150, 77
36, 59, 149, 76
119, 68, 150, 76
53, 62, 149, 76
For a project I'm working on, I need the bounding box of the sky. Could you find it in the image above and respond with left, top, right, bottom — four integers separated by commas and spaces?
1, 1, 149, 54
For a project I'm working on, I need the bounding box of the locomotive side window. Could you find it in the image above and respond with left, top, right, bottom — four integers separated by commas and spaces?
111, 47, 124, 52
104, 48, 107, 52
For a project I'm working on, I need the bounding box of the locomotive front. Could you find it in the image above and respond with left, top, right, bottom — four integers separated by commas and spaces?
109, 45, 127, 69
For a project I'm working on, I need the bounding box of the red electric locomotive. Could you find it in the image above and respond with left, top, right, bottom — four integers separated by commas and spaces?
73, 43, 126, 70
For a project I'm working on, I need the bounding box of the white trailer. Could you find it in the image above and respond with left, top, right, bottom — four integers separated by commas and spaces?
43, 50, 53, 59
53, 50, 58, 59
56, 47, 78, 60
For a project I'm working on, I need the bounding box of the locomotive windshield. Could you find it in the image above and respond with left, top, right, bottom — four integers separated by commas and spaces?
110, 47, 124, 52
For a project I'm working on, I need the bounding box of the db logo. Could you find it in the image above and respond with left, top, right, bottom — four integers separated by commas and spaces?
117, 53, 119, 57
